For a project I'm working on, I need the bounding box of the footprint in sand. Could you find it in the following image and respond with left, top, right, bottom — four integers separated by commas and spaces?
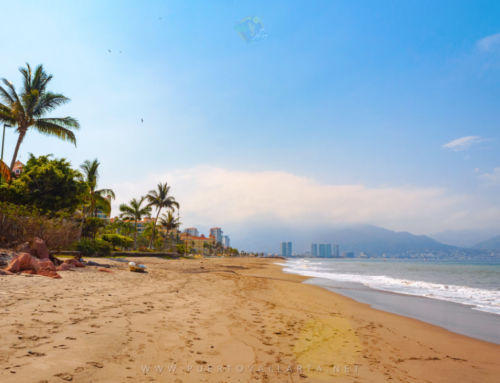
54, 372, 73, 381
86, 361, 104, 368
53, 344, 69, 349
27, 350, 46, 357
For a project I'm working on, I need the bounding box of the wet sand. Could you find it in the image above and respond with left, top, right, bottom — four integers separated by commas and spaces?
305, 278, 500, 344
0, 257, 499, 382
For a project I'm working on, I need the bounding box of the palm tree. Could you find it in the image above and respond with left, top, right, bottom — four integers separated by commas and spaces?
0, 63, 79, 169
159, 210, 180, 249
119, 197, 151, 250
146, 182, 179, 249
79, 159, 115, 217
159, 210, 180, 234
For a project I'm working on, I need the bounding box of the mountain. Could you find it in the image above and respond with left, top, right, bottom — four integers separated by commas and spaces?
320, 225, 452, 255
472, 235, 500, 251
430, 230, 497, 248
231, 223, 455, 255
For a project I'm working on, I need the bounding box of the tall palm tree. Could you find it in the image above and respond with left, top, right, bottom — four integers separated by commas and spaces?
79, 159, 115, 217
146, 182, 179, 249
119, 197, 151, 250
0, 63, 79, 169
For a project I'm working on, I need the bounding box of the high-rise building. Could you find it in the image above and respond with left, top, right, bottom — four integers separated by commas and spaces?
311, 243, 318, 257
222, 235, 230, 248
319, 244, 332, 258
281, 241, 292, 257
333, 244, 340, 258
185, 227, 199, 237
210, 227, 223, 243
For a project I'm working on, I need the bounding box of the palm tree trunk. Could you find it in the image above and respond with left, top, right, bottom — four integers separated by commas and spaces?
149, 209, 161, 249
134, 220, 138, 250
10, 130, 26, 170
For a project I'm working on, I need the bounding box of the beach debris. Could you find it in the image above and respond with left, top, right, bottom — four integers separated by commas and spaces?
128, 261, 146, 273
98, 268, 113, 273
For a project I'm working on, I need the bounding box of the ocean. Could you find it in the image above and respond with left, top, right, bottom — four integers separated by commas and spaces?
281, 258, 500, 343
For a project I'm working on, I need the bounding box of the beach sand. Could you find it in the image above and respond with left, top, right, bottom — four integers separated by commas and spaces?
0, 257, 499, 382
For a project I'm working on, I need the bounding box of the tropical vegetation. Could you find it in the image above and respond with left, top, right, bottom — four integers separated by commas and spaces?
0, 63, 239, 257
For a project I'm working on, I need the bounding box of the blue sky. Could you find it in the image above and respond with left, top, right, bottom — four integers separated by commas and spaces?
1, 0, 500, 249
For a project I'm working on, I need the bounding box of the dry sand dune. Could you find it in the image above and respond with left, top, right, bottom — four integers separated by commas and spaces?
0, 257, 499, 382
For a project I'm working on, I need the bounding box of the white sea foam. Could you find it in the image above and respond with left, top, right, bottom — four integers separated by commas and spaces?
282, 260, 500, 315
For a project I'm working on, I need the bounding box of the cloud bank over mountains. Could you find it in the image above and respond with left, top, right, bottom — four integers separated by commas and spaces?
112, 166, 500, 242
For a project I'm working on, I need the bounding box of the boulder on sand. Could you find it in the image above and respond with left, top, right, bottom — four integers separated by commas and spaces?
5, 252, 40, 273
31, 237, 50, 260
38, 259, 61, 279
4, 253, 61, 279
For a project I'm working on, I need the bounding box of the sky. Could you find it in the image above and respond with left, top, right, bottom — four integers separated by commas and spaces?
1, 0, 500, 251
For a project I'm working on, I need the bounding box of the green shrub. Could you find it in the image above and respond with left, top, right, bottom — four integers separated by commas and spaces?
94, 239, 112, 256
102, 233, 133, 249
75, 238, 96, 256
74, 238, 112, 256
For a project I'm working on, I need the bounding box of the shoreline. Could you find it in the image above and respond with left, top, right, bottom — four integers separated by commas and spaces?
1, 257, 499, 382
305, 278, 500, 345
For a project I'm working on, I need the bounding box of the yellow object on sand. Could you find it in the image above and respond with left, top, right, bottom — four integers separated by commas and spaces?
128, 262, 146, 273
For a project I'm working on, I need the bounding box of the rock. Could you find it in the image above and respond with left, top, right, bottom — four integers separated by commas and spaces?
16, 242, 31, 254
38, 259, 61, 279
4, 253, 61, 278
5, 253, 40, 273
31, 237, 49, 260
56, 263, 72, 271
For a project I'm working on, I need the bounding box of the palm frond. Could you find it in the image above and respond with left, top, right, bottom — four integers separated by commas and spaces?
80, 159, 99, 186
0, 85, 14, 104
19, 63, 32, 96
0, 79, 24, 114
33, 92, 70, 116
0, 105, 16, 124
95, 194, 112, 215
96, 188, 116, 200
34, 118, 79, 145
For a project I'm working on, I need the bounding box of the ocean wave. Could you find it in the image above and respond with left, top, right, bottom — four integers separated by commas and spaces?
282, 261, 500, 315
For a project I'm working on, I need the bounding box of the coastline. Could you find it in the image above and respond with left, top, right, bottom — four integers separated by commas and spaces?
303, 277, 500, 344
1, 257, 499, 382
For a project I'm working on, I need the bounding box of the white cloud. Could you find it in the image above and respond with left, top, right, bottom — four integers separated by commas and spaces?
110, 166, 500, 235
477, 33, 500, 52
478, 167, 500, 184
442, 136, 483, 151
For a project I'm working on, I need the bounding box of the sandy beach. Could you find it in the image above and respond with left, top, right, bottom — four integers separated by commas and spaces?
1, 257, 499, 383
